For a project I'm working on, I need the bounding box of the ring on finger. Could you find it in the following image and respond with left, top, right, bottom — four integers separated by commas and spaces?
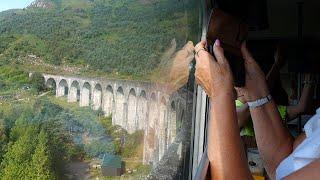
196, 48, 207, 56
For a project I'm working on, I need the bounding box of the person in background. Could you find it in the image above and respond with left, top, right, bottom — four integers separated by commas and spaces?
194, 39, 320, 179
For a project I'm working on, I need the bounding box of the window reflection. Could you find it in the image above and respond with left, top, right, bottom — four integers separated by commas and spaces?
0, 0, 200, 179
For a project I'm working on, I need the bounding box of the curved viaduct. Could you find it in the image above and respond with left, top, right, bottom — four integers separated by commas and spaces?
40, 73, 186, 165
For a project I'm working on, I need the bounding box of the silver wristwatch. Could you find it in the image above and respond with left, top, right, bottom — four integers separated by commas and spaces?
247, 94, 272, 109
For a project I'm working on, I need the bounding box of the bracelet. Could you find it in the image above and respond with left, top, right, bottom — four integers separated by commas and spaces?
248, 94, 272, 109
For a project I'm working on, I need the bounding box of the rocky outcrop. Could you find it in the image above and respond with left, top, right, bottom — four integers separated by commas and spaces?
28, 0, 55, 9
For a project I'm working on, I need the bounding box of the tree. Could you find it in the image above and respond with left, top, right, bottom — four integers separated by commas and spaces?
28, 130, 55, 180
0, 119, 8, 165
29, 72, 45, 93
0, 127, 38, 180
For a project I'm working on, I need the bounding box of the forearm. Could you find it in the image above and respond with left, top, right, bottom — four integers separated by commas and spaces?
250, 100, 294, 178
208, 94, 252, 180
287, 84, 313, 120
298, 84, 313, 113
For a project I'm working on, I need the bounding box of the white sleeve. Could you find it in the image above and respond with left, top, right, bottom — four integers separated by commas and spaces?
304, 109, 320, 137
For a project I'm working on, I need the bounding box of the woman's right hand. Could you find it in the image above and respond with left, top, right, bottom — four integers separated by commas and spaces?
236, 42, 270, 102
195, 40, 234, 98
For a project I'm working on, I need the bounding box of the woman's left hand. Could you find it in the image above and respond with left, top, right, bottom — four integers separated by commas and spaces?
195, 40, 233, 98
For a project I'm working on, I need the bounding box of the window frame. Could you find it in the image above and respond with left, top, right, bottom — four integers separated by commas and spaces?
189, 0, 215, 179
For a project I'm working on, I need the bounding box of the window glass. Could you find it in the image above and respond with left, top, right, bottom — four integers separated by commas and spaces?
0, 0, 200, 179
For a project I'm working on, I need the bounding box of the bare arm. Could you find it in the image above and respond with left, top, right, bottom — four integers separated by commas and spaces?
287, 81, 314, 120
250, 101, 294, 178
236, 45, 281, 128
236, 56, 279, 127
195, 40, 252, 180
209, 95, 252, 179
239, 43, 294, 179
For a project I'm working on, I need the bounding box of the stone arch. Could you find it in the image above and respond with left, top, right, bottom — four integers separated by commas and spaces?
57, 79, 68, 97
93, 83, 103, 110
80, 82, 91, 107
171, 101, 176, 111
176, 99, 185, 129
150, 92, 157, 101
103, 85, 114, 116
167, 100, 177, 145
68, 81, 80, 102
147, 92, 159, 163
137, 90, 147, 130
114, 86, 125, 127
180, 109, 185, 123
45, 78, 56, 95
127, 88, 137, 133
149, 92, 158, 129
159, 96, 168, 161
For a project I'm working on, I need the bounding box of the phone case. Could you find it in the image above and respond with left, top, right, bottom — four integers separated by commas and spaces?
206, 9, 248, 87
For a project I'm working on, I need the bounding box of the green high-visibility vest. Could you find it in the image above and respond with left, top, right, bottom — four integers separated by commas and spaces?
236, 100, 287, 137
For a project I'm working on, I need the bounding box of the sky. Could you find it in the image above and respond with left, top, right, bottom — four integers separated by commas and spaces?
0, 0, 35, 12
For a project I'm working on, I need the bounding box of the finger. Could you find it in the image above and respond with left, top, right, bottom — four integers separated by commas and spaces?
213, 39, 228, 64
183, 41, 195, 53
196, 49, 209, 58
241, 41, 255, 64
195, 41, 206, 51
234, 87, 245, 98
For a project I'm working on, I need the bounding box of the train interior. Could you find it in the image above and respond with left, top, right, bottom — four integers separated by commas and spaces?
201, 0, 320, 179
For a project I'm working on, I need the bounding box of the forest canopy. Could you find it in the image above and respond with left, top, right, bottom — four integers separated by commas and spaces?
0, 0, 197, 78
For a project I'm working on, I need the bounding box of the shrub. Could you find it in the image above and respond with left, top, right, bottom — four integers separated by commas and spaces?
29, 72, 45, 93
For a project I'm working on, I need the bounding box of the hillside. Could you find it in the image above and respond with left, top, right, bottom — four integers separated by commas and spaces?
0, 0, 198, 79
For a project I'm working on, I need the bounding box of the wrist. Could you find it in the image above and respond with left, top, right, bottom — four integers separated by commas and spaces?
208, 85, 234, 99
247, 88, 270, 102
248, 94, 272, 109
211, 91, 234, 101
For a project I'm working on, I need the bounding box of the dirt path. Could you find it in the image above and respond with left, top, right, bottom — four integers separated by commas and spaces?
38, 91, 50, 97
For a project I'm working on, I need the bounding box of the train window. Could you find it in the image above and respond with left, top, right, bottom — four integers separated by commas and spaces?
0, 0, 202, 179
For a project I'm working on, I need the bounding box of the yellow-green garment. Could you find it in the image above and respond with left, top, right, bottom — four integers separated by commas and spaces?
236, 100, 287, 136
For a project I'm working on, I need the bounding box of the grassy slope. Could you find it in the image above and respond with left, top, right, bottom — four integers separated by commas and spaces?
0, 0, 193, 80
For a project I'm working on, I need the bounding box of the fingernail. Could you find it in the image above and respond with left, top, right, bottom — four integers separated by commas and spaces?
214, 39, 221, 47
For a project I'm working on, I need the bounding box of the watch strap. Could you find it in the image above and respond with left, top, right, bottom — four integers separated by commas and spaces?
247, 94, 272, 109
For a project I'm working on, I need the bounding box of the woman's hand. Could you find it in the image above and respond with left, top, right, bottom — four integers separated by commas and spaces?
236, 42, 270, 102
194, 40, 233, 98
168, 41, 195, 93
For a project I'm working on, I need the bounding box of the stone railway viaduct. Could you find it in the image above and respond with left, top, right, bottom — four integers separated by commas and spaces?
39, 73, 187, 165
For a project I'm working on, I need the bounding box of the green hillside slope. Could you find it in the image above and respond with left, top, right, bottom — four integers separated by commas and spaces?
0, 0, 198, 79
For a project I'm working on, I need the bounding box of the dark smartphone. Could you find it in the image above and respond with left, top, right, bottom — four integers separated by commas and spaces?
206, 9, 247, 87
